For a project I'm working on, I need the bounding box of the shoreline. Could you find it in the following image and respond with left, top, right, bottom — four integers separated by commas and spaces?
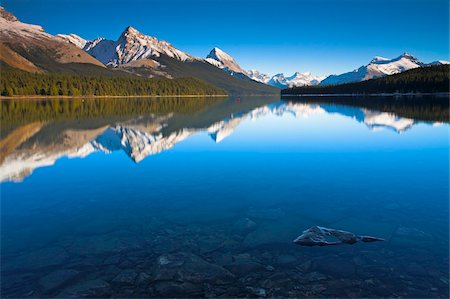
281, 92, 450, 97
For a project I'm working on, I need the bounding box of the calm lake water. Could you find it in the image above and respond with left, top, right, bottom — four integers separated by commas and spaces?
1, 96, 449, 298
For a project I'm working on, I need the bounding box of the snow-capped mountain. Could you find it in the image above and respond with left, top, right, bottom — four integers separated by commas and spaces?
247, 70, 272, 84
58, 26, 194, 67
320, 53, 423, 85
204, 48, 323, 87
267, 72, 323, 88
425, 60, 450, 66
55, 26, 277, 94
205, 47, 248, 78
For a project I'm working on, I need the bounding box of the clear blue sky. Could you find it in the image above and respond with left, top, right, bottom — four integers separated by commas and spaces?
3, 0, 449, 76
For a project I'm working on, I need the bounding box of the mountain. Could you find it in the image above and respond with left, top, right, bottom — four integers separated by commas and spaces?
425, 60, 450, 66
59, 26, 194, 68
283, 64, 450, 95
320, 53, 424, 85
56, 27, 277, 95
0, 7, 277, 95
267, 72, 323, 88
205, 47, 249, 79
247, 70, 271, 84
0, 7, 106, 74
203, 48, 323, 88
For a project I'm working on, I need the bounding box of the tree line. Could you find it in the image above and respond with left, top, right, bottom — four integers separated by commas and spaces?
0, 67, 226, 96
282, 65, 450, 95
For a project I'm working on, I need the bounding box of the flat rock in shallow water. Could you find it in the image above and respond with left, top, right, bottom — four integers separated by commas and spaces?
39, 269, 80, 293
58, 279, 110, 298
152, 252, 234, 284
293, 226, 384, 246
223, 253, 265, 275
246, 286, 267, 297
111, 269, 139, 285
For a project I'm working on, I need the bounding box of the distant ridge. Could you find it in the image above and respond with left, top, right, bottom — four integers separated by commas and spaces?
282, 65, 450, 95
320, 53, 449, 86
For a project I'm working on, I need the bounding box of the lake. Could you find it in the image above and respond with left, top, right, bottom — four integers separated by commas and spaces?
1, 96, 448, 298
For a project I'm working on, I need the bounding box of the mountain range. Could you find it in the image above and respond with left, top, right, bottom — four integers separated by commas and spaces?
320, 53, 449, 85
0, 7, 276, 95
0, 6, 448, 93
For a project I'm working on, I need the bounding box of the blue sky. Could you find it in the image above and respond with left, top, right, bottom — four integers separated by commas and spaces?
3, 0, 449, 76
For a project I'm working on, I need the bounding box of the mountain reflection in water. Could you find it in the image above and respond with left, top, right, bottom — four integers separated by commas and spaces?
0, 96, 447, 182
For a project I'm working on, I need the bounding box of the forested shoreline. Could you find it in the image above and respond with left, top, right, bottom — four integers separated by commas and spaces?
0, 67, 227, 97
282, 65, 450, 95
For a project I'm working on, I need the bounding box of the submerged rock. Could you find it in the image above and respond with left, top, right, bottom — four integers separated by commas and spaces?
58, 279, 110, 298
111, 269, 138, 285
246, 286, 267, 297
293, 226, 384, 246
223, 253, 265, 275
39, 269, 80, 293
149, 252, 235, 297
152, 252, 234, 284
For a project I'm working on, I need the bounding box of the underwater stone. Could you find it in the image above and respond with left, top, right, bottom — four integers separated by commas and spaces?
246, 286, 267, 297
39, 269, 80, 293
58, 279, 110, 298
293, 226, 384, 246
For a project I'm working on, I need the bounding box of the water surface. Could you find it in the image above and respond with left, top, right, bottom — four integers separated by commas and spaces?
1, 96, 448, 298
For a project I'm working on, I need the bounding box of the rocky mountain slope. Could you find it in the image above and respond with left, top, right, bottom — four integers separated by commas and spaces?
0, 7, 106, 74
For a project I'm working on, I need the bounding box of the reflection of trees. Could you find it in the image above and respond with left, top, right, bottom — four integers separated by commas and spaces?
282, 96, 449, 123
1, 97, 225, 136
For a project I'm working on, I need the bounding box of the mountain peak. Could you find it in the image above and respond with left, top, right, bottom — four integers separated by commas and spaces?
207, 47, 233, 61
122, 26, 140, 36
206, 47, 247, 76
395, 52, 421, 65
0, 6, 18, 22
